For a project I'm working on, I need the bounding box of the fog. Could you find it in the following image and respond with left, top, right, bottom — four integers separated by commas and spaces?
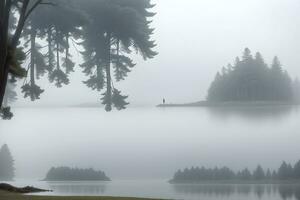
0, 107, 299, 180
14, 0, 300, 106
1, 0, 300, 199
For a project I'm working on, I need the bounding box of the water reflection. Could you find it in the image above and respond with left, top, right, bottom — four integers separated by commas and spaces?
172, 184, 300, 200
207, 106, 298, 121
47, 181, 107, 195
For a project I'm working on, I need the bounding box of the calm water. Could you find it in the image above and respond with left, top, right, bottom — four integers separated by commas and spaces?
5, 180, 300, 200
1, 106, 300, 199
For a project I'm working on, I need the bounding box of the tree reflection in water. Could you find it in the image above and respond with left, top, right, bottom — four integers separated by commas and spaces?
172, 184, 300, 200
48, 182, 107, 195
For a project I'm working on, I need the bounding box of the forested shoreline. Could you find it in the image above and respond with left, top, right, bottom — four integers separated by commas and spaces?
170, 160, 300, 184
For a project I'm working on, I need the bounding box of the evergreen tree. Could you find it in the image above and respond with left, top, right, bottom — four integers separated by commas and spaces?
238, 168, 252, 180
242, 48, 252, 61
2, 0, 158, 118
79, 0, 157, 111
265, 169, 272, 180
278, 162, 293, 180
272, 170, 278, 180
270, 57, 293, 101
45, 1, 86, 88
253, 165, 265, 180
207, 48, 294, 102
22, 0, 86, 93
0, 144, 15, 181
0, 0, 46, 115
294, 160, 300, 179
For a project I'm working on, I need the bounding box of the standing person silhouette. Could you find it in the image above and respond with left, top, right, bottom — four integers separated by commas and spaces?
163, 98, 166, 104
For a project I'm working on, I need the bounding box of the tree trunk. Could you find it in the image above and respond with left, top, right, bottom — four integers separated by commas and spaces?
3, 90, 8, 107
0, 62, 8, 109
30, 28, 36, 101
47, 28, 53, 71
0, 0, 12, 109
66, 34, 69, 61
1, 0, 41, 111
65, 33, 70, 73
56, 42, 60, 70
56, 29, 60, 70
11, 0, 30, 49
105, 33, 112, 111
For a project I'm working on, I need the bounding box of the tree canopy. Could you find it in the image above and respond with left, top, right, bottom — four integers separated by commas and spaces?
78, 0, 157, 111
44, 166, 110, 181
0, 0, 157, 119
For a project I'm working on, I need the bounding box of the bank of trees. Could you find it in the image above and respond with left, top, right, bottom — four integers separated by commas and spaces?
207, 48, 299, 103
0, 0, 157, 118
0, 144, 15, 181
170, 160, 300, 183
44, 167, 110, 181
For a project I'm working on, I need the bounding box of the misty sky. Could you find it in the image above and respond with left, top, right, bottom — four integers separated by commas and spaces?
16, 0, 300, 106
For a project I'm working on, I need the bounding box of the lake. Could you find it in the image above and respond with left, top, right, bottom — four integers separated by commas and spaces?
0, 105, 300, 199
4, 180, 300, 200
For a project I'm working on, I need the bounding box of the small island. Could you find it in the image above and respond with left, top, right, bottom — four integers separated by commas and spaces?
43, 167, 111, 181
170, 160, 300, 184
159, 48, 300, 108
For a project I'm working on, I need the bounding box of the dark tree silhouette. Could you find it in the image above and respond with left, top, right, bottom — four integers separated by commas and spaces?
237, 168, 252, 180
21, 0, 86, 100
207, 48, 294, 102
44, 167, 110, 181
171, 160, 300, 183
294, 161, 300, 179
79, 0, 157, 111
253, 165, 265, 180
0, 0, 47, 115
1, 0, 157, 118
278, 162, 293, 180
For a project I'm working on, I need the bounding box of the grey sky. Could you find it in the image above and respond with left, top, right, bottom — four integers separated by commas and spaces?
16, 0, 300, 106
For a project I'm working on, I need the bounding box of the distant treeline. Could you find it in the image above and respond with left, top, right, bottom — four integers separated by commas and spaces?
207, 48, 300, 103
170, 160, 300, 183
44, 167, 110, 181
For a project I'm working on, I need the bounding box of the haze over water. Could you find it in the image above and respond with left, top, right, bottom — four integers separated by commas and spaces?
1, 106, 300, 199
0, 106, 299, 180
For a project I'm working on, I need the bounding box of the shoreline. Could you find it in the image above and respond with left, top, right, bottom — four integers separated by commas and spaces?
0, 183, 165, 200
157, 101, 300, 108
0, 191, 164, 200
169, 180, 300, 185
